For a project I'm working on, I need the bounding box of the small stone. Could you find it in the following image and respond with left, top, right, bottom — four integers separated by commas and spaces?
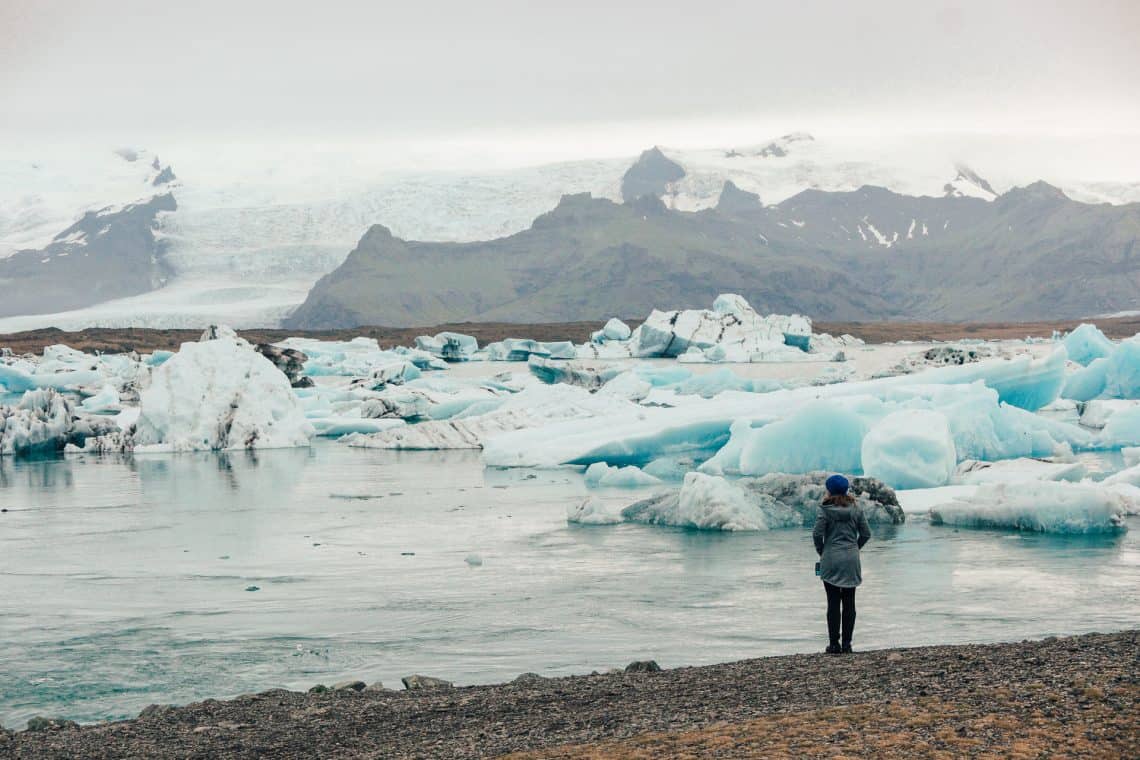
245, 586, 260, 592
363, 682, 389, 692
400, 552, 415, 556
332, 680, 366, 692
307, 684, 329, 694
625, 660, 661, 673
402, 674, 453, 690
887, 652, 904, 663
138, 704, 176, 719
465, 554, 483, 566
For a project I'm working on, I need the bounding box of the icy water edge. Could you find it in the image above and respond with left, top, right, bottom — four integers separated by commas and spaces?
1, 441, 1137, 727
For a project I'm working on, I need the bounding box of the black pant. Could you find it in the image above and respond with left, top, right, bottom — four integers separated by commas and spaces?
824, 582, 856, 646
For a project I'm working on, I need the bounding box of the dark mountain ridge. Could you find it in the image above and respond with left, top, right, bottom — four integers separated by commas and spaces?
285, 178, 1140, 328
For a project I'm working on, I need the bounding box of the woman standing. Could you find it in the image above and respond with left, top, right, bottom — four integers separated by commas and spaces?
812, 474, 871, 654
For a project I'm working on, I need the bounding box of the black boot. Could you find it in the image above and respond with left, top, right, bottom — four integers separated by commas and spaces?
841, 642, 853, 654
826, 643, 842, 655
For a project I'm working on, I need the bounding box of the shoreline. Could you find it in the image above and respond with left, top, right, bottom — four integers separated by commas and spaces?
3, 630, 1136, 758
3, 315, 1140, 355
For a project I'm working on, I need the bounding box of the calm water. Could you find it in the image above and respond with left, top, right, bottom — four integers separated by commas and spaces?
1, 441, 1137, 727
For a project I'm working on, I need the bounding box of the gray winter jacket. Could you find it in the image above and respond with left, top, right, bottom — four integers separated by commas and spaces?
813, 496, 872, 588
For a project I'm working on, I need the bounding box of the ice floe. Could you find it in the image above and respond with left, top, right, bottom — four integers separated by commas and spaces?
928, 482, 1130, 533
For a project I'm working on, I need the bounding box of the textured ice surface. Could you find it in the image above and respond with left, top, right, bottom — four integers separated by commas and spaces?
1100, 406, 1140, 448
415, 332, 479, 362
1, 390, 76, 456
633, 296, 813, 360
123, 331, 313, 452
483, 339, 576, 362
724, 401, 868, 476
928, 482, 1130, 533
619, 471, 903, 531
566, 497, 623, 525
528, 357, 623, 390
583, 462, 662, 488
347, 383, 636, 450
862, 410, 957, 489
79, 385, 122, 415
1062, 337, 1140, 401
952, 458, 1086, 484
1079, 400, 1139, 430
1061, 324, 1115, 366
486, 352, 1081, 472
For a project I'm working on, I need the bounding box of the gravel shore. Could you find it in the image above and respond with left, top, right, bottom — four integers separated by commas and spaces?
3, 631, 1136, 759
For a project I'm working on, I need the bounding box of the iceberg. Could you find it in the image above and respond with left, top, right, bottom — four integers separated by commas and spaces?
619, 471, 903, 531
928, 482, 1129, 534
347, 383, 637, 450
952, 458, 1086, 484
861, 410, 956, 489
723, 401, 869, 477
79, 384, 122, 415
583, 462, 663, 488
600, 318, 632, 342
567, 497, 623, 525
1, 389, 115, 456
1060, 324, 1115, 366
1078, 399, 1138, 429
1100, 405, 1140, 448
116, 330, 314, 452
485, 352, 1083, 472
528, 356, 623, 390
483, 339, 576, 362
1062, 337, 1140, 401
414, 332, 479, 362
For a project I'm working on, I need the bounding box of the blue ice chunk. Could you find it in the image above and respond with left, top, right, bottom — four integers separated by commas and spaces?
1063, 337, 1140, 401
728, 400, 868, 476
1101, 406, 1140, 447
0, 365, 101, 393
674, 368, 785, 398
583, 462, 663, 488
1061, 324, 1115, 366
1063, 358, 1108, 401
915, 348, 1066, 410
145, 350, 174, 366
630, 364, 694, 387
861, 410, 957, 489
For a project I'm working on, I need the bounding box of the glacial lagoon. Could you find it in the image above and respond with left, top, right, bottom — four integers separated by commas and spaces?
2, 441, 1137, 727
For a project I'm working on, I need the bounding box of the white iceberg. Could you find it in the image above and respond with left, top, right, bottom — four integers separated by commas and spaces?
1, 389, 116, 456
928, 482, 1129, 533
951, 458, 1086, 484
567, 497, 623, 525
78, 384, 122, 414
346, 383, 637, 450
126, 330, 314, 452
1079, 399, 1139, 429
414, 331, 479, 362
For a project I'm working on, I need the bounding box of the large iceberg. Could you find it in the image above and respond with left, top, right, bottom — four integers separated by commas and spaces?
81, 328, 315, 453
415, 332, 479, 362
928, 482, 1130, 534
485, 352, 1080, 474
632, 295, 814, 360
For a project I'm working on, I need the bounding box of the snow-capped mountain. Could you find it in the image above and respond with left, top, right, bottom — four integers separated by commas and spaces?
1, 131, 1138, 331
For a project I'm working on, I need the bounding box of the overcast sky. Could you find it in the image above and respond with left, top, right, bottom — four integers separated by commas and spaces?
3, 0, 1138, 151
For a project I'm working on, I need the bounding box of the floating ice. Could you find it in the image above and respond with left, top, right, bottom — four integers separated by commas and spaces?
862, 410, 956, 489
723, 401, 868, 477
483, 339, 576, 362
79, 384, 122, 415
1124, 447, 1140, 467
1100, 405, 1140, 448
1061, 324, 1115, 366
528, 357, 623, 390
601, 318, 632, 342
1, 389, 115, 456
952, 458, 1086, 484
583, 462, 662, 488
928, 482, 1129, 533
567, 497, 623, 525
415, 332, 479, 362
1078, 399, 1138, 430
347, 383, 636, 450
108, 330, 315, 452
619, 471, 903, 531
1062, 337, 1140, 401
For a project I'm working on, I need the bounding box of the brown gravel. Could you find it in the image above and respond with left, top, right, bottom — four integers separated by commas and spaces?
2, 631, 1136, 759
3, 316, 1139, 355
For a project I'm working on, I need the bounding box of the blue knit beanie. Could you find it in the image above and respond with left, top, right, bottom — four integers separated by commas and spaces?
825, 474, 850, 495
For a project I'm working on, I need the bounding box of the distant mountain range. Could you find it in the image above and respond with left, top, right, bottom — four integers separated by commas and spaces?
286, 175, 1140, 327
2, 134, 1139, 330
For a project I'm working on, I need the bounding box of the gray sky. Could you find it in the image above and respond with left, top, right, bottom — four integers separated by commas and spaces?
3, 0, 1139, 148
